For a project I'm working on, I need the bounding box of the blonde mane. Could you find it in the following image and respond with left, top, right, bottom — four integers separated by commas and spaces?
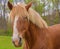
28, 8, 48, 28
10, 3, 48, 28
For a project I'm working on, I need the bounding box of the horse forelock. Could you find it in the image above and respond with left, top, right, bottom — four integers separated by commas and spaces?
9, 3, 28, 21
10, 2, 48, 28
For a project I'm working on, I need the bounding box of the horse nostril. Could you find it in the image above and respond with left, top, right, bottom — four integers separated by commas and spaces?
19, 38, 22, 46
19, 38, 22, 41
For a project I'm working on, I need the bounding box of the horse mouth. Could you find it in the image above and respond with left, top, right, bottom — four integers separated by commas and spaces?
12, 38, 22, 47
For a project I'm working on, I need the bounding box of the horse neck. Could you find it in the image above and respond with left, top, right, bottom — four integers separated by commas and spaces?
24, 21, 47, 49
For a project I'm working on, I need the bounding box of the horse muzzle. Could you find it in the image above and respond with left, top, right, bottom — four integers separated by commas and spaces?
12, 38, 22, 47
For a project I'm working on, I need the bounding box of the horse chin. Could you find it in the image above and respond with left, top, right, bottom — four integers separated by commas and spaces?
12, 38, 22, 47
14, 44, 22, 47
13, 42, 22, 47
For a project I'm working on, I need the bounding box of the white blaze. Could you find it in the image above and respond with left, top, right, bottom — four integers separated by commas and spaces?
12, 16, 19, 41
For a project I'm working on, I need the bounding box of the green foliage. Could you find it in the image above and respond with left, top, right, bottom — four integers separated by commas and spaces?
53, 16, 60, 24
24, 0, 31, 3
9, 0, 13, 3
0, 29, 12, 36
34, 3, 44, 15
0, 30, 6, 36
6, 23, 12, 36
6, 28, 12, 36
42, 15, 60, 25
0, 22, 12, 36
25, 0, 45, 15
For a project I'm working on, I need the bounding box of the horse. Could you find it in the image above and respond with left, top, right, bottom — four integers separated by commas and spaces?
8, 1, 60, 49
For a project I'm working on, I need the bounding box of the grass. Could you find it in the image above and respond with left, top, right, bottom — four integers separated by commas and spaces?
0, 36, 22, 49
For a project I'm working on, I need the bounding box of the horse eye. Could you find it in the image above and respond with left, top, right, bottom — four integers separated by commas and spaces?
24, 17, 27, 19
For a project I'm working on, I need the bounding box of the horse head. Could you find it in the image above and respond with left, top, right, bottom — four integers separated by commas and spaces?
8, 1, 32, 47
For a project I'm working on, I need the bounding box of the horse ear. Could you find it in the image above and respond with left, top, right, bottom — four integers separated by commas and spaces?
8, 1, 13, 10
25, 2, 32, 11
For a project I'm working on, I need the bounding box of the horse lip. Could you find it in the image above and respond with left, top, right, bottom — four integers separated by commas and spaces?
12, 38, 22, 47
12, 41, 21, 47
14, 44, 20, 47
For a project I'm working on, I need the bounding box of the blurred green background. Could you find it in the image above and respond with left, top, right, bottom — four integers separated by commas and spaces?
0, 0, 60, 49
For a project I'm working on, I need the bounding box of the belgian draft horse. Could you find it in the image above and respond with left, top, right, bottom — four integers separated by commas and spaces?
8, 1, 60, 49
